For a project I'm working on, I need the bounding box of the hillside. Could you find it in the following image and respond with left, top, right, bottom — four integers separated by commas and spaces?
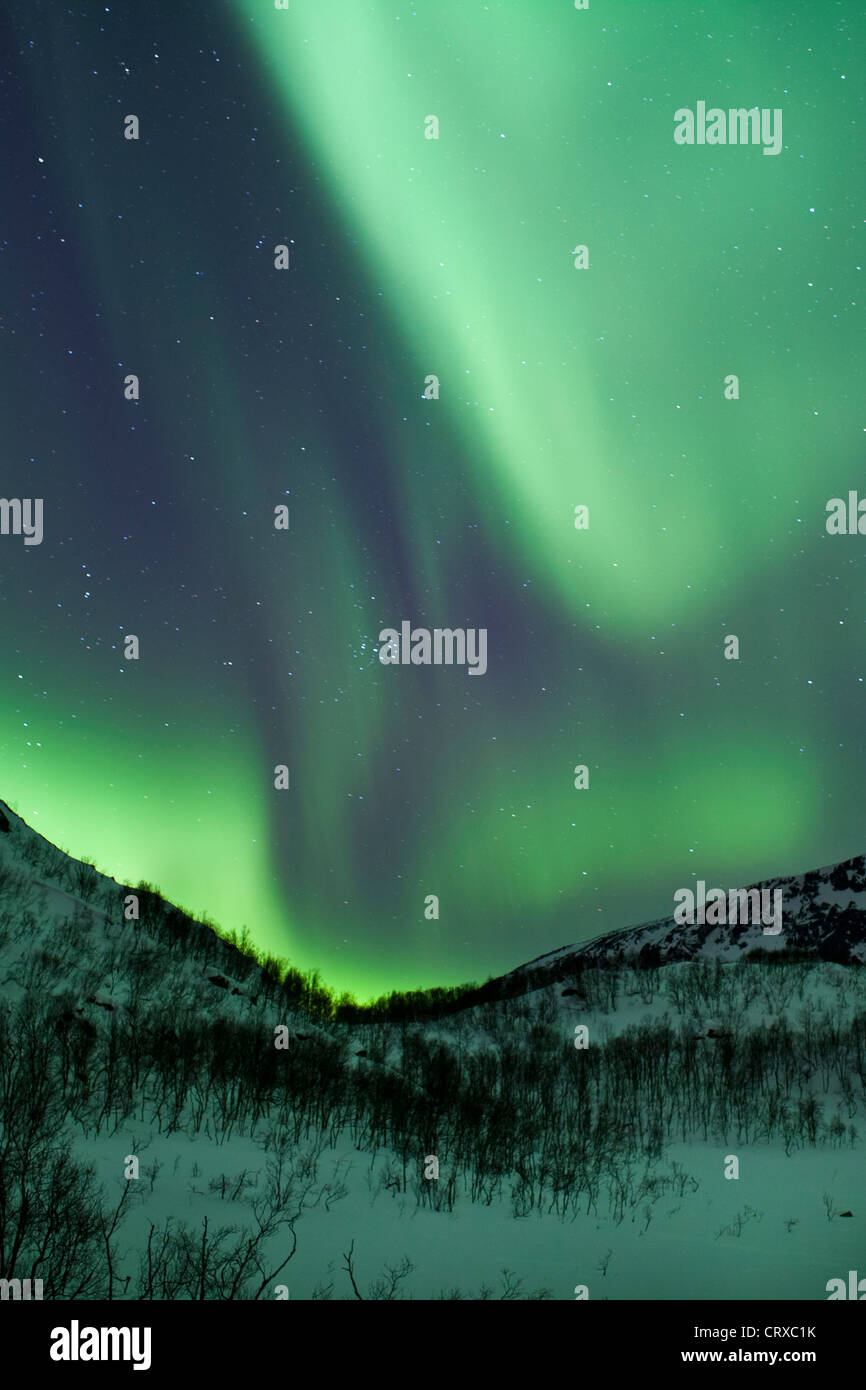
0, 799, 864, 1301
509, 854, 866, 986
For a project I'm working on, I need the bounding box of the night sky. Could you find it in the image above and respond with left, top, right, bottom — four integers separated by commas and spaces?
1, 1, 864, 1000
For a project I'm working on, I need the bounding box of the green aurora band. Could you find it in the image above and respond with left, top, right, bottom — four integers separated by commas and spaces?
1, 2, 863, 999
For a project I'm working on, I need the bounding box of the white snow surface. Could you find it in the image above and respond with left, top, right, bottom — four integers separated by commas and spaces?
1, 799, 864, 1300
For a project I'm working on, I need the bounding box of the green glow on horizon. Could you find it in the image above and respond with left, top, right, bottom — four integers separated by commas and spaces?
2, 2, 861, 1004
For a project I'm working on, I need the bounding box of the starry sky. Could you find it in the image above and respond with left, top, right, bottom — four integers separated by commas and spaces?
1, 1, 864, 1000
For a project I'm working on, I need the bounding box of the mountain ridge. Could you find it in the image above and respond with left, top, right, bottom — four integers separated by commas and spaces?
507, 852, 866, 984
2, 797, 864, 1023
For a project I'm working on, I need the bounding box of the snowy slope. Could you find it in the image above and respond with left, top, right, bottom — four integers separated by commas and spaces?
1, 798, 864, 1302
507, 854, 866, 986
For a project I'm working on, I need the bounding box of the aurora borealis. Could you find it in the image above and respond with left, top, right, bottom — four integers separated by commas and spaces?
1, 1, 864, 999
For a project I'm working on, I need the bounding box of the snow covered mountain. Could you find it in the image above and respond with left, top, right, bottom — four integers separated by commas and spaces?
1, 796, 864, 1302
2, 791, 865, 1019
507, 854, 866, 987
